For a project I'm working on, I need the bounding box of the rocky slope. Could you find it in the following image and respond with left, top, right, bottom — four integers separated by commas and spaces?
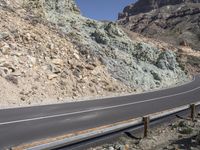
122, 27, 200, 76
0, 0, 188, 108
118, 0, 200, 51
0, 0, 133, 108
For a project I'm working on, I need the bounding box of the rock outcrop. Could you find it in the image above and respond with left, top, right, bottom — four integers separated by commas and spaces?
118, 0, 200, 51
0, 0, 189, 107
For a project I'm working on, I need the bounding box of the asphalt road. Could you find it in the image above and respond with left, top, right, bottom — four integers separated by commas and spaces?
0, 76, 200, 149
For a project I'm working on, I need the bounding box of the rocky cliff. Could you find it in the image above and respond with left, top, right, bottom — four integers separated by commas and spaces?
0, 0, 188, 108
118, 0, 200, 51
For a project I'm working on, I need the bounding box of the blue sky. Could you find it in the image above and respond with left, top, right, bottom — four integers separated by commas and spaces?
75, 0, 135, 21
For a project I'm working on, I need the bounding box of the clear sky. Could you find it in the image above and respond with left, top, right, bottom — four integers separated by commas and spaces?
75, 0, 135, 21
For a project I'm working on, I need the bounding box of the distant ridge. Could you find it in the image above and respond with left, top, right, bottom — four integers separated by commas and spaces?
118, 0, 200, 50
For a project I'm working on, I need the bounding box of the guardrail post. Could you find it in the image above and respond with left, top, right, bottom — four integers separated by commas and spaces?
143, 116, 150, 138
190, 104, 196, 121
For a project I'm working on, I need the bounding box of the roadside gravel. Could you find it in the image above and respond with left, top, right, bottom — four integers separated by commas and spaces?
90, 112, 200, 150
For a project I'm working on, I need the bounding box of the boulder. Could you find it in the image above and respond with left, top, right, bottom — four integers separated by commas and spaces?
47, 74, 58, 80
156, 51, 178, 71
52, 59, 64, 66
0, 42, 11, 55
91, 30, 109, 45
0, 32, 9, 40
5, 74, 18, 85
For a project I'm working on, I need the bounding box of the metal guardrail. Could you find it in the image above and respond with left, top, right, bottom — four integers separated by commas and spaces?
26, 101, 200, 150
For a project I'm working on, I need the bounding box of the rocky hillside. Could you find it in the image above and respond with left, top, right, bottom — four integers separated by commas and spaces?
0, 0, 188, 108
118, 0, 200, 51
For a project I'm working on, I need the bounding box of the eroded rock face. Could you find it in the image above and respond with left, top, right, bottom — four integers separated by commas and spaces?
35, 0, 188, 89
118, 0, 200, 51
15, 0, 189, 88
0, 0, 190, 107
119, 0, 200, 17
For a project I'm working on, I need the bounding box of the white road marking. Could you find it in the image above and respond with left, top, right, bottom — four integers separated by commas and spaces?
0, 86, 200, 126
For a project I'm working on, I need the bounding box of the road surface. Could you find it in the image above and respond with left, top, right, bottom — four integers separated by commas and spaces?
0, 76, 200, 149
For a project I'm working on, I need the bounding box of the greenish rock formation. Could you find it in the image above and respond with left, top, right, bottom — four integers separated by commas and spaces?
11, 0, 189, 90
